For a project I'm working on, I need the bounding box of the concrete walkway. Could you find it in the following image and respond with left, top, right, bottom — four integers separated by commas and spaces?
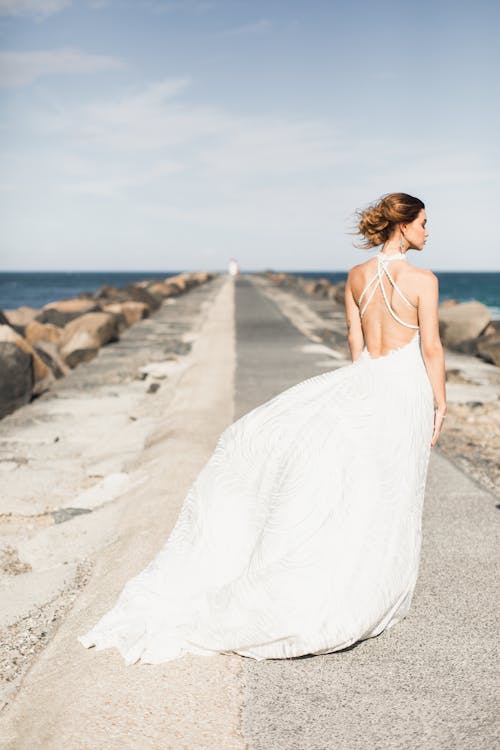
0, 276, 244, 750
1, 274, 497, 749
235, 276, 499, 750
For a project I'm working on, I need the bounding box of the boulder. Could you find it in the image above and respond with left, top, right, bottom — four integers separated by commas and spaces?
307, 278, 332, 297
482, 320, 500, 337
280, 275, 300, 290
59, 312, 120, 368
190, 272, 211, 285
3, 306, 40, 327
103, 301, 150, 327
173, 271, 210, 291
454, 337, 481, 356
36, 299, 101, 327
303, 280, 323, 296
0, 310, 24, 337
268, 272, 288, 286
0, 342, 33, 418
123, 285, 162, 311
24, 320, 62, 346
147, 282, 181, 299
165, 273, 189, 292
439, 299, 459, 309
101, 304, 127, 331
95, 307, 127, 333
96, 283, 168, 308
0, 311, 12, 327
438, 301, 491, 348
333, 281, 346, 305
476, 332, 500, 367
34, 340, 70, 378
0, 325, 53, 392
76, 291, 95, 300
133, 279, 154, 289
94, 285, 124, 302
325, 282, 346, 304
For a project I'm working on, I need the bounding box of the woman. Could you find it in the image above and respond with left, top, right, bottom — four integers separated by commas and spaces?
79, 192, 447, 664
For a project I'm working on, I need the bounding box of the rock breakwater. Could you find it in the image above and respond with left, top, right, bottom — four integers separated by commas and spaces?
0, 272, 216, 420
262, 271, 500, 366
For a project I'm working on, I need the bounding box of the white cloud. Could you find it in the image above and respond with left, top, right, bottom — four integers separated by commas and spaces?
0, 48, 124, 87
43, 77, 343, 177
219, 18, 271, 36
199, 118, 345, 176
65, 159, 185, 196
1, 76, 496, 271
0, 0, 69, 17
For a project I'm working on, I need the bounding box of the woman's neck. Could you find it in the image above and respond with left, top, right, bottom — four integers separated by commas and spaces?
381, 239, 407, 255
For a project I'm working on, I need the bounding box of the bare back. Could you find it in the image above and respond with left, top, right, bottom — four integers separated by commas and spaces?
347, 251, 427, 358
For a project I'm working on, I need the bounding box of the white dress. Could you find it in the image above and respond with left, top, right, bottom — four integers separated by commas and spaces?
78, 251, 435, 664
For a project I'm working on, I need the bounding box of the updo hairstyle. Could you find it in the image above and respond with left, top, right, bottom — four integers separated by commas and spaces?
354, 193, 425, 249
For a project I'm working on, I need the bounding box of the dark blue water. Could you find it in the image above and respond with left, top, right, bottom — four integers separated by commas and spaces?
0, 270, 499, 319
0, 272, 183, 310
289, 271, 500, 319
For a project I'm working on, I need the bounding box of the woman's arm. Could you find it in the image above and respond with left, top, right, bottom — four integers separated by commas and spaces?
417, 271, 447, 446
344, 271, 364, 362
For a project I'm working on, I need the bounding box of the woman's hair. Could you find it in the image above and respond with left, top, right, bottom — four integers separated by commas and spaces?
354, 192, 425, 249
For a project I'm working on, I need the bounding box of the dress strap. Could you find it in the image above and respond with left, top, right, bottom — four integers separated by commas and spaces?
358, 252, 419, 330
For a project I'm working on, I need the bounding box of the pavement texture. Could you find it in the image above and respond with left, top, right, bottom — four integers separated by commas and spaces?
0, 276, 245, 750
0, 274, 498, 749
0, 274, 231, 708
235, 276, 499, 750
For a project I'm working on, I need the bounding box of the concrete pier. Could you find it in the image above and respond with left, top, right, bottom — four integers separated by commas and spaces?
0, 274, 497, 749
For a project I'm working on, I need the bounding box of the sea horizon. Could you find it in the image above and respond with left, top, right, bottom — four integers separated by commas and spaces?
1, 269, 499, 319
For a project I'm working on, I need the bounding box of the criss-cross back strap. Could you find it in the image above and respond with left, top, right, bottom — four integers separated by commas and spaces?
358, 253, 418, 330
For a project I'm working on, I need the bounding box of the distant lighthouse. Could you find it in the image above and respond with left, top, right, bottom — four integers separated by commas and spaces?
228, 258, 240, 276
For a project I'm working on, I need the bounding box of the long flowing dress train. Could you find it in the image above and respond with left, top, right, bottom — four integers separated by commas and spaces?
78, 251, 435, 664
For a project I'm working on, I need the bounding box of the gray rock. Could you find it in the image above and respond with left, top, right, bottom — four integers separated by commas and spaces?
0, 325, 53, 391
481, 320, 500, 336
3, 306, 40, 328
24, 320, 62, 346
302, 279, 332, 297
0, 310, 25, 336
438, 301, 491, 348
476, 332, 500, 367
165, 340, 192, 356
51, 507, 92, 524
123, 285, 162, 311
93, 285, 124, 302
102, 302, 149, 328
59, 312, 120, 368
33, 341, 69, 379
147, 281, 182, 298
0, 342, 33, 418
333, 281, 346, 304
36, 299, 101, 328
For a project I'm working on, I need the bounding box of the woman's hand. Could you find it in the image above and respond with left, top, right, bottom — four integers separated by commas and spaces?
431, 409, 446, 447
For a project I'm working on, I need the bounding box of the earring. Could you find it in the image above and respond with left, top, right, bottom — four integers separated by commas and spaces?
399, 233, 405, 252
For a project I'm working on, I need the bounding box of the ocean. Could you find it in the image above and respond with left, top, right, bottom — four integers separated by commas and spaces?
0, 270, 499, 320
289, 271, 500, 320
0, 272, 182, 311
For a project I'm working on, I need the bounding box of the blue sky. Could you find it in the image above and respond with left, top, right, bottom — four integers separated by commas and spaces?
0, 0, 498, 271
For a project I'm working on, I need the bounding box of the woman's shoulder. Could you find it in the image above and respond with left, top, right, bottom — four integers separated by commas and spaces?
409, 266, 438, 287
347, 256, 376, 276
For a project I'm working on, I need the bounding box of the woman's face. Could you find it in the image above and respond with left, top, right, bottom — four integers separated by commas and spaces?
403, 208, 429, 250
